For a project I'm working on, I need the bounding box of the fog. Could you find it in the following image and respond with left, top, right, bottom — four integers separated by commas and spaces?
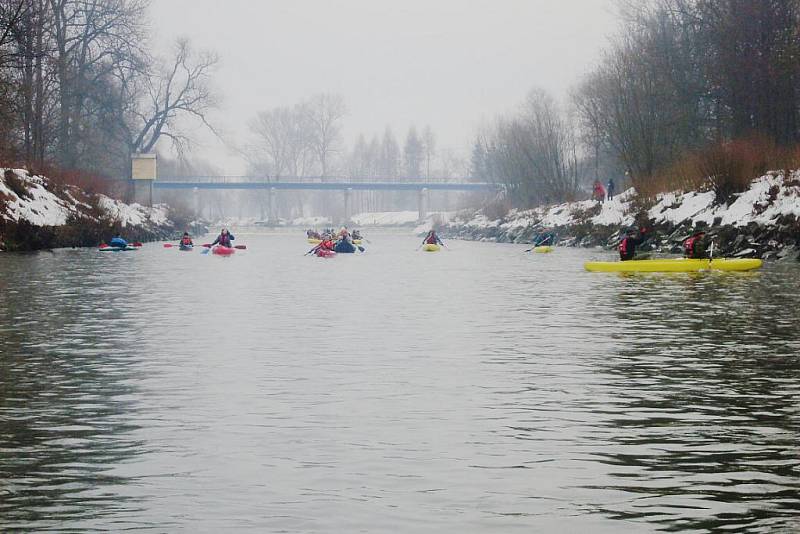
150, 0, 617, 174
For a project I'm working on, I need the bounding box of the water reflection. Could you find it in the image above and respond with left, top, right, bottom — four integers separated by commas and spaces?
586, 268, 800, 532
1, 252, 149, 530
0, 239, 798, 532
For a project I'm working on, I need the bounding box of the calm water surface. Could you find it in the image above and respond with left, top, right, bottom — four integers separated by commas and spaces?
1, 232, 798, 532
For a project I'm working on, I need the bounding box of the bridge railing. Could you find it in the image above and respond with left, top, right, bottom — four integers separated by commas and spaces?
157, 175, 482, 184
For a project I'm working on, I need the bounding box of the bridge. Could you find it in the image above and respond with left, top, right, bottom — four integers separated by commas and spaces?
153, 177, 497, 192
149, 176, 500, 222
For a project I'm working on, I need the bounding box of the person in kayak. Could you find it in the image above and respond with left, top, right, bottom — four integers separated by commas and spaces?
318, 235, 335, 251
109, 234, 128, 249
683, 230, 709, 259
423, 230, 443, 246
210, 228, 235, 248
179, 232, 193, 247
534, 229, 556, 246
352, 229, 362, 241
618, 226, 647, 261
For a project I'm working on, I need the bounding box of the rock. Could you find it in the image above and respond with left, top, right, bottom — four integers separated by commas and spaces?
734, 248, 757, 257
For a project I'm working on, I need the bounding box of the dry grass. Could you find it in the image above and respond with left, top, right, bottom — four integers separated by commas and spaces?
483, 196, 512, 220
635, 137, 799, 202
29, 163, 124, 199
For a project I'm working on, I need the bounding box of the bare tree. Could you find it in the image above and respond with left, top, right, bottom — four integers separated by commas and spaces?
422, 124, 435, 179
126, 38, 219, 158
303, 92, 346, 179
49, 0, 149, 167
249, 103, 312, 178
403, 125, 423, 179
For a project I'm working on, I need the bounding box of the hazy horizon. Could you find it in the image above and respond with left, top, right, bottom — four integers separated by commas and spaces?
150, 0, 617, 175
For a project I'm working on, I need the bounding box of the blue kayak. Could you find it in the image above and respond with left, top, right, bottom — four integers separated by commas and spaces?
99, 245, 140, 252
334, 241, 357, 253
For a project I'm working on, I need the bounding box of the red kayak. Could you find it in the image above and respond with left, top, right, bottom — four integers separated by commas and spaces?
212, 245, 235, 256
316, 248, 336, 258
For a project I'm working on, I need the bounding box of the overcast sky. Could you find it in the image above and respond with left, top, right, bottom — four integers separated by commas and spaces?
149, 0, 618, 174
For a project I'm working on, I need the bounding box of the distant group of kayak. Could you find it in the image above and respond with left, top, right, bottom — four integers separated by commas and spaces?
305, 227, 366, 257
99, 223, 763, 273
100, 228, 245, 256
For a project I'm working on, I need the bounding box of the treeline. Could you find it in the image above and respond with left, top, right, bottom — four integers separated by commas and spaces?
246, 95, 467, 216
475, 0, 800, 207
247, 94, 459, 181
0, 0, 218, 184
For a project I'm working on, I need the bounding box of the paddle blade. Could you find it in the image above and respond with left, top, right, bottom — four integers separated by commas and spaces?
163, 243, 173, 248
132, 242, 143, 247
202, 243, 212, 248
234, 245, 247, 250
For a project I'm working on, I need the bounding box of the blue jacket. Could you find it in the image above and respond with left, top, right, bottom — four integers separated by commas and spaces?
109, 237, 128, 248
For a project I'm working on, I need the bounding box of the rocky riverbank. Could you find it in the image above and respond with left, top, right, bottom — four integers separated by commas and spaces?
0, 168, 201, 251
442, 171, 800, 261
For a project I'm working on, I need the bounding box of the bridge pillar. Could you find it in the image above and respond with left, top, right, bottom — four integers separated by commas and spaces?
268, 187, 277, 223
418, 187, 429, 221
343, 188, 353, 223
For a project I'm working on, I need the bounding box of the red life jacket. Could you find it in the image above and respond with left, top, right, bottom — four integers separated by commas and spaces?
426, 234, 437, 244
619, 237, 628, 255
218, 234, 231, 247
320, 240, 334, 250
684, 235, 702, 257
181, 237, 192, 245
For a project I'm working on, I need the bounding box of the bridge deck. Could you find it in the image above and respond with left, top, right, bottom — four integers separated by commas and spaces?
153, 180, 497, 192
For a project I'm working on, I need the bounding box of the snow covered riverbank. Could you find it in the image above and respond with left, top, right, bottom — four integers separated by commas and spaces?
444, 172, 800, 261
0, 168, 187, 251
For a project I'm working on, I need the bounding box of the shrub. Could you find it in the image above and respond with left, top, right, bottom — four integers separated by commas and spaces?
3, 169, 31, 200
483, 196, 512, 221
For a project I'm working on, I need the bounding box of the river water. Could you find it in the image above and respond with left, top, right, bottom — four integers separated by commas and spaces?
1, 232, 798, 533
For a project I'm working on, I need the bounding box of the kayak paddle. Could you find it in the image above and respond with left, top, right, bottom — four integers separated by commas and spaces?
163, 243, 174, 248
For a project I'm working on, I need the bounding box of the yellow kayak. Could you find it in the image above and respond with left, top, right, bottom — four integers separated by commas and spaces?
307, 238, 321, 244
585, 258, 763, 273
353, 239, 362, 245
533, 245, 554, 253
422, 243, 441, 252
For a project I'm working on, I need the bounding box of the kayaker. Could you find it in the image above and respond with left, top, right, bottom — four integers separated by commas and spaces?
318, 235, 335, 251
618, 226, 647, 261
179, 232, 193, 247
352, 229, 362, 240
210, 228, 235, 248
109, 234, 128, 249
534, 230, 556, 246
423, 230, 443, 246
338, 226, 350, 239
683, 230, 709, 259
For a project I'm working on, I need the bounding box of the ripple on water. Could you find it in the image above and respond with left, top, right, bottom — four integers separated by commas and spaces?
0, 236, 798, 532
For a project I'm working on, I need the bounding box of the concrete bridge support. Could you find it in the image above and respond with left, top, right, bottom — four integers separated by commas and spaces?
131, 153, 156, 207
418, 187, 429, 221
343, 187, 353, 223
268, 187, 277, 223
